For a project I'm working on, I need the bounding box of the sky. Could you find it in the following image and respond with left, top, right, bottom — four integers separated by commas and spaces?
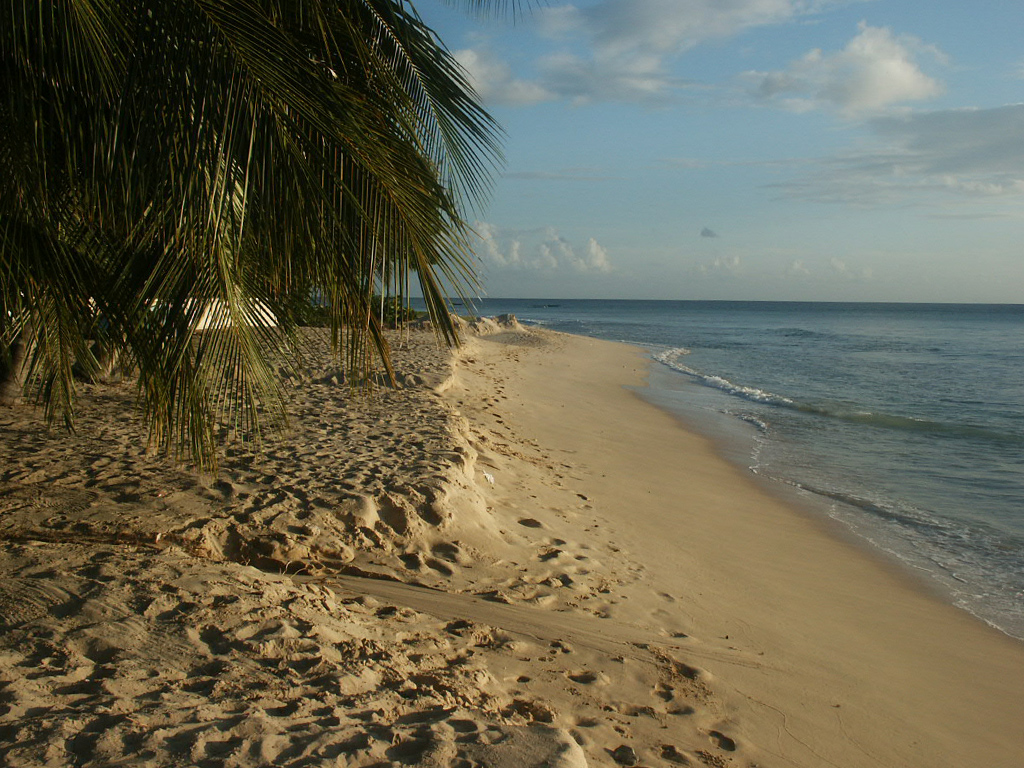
414, 0, 1024, 302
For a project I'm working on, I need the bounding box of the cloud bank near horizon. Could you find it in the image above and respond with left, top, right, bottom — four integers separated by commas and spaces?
473, 223, 614, 274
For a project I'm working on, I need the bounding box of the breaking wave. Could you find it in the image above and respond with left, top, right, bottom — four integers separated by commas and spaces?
654, 348, 1022, 444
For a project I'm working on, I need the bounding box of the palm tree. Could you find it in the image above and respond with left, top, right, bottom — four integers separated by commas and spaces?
0, 0, 501, 466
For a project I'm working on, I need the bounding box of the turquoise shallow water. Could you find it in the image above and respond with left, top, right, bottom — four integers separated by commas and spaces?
441, 299, 1024, 640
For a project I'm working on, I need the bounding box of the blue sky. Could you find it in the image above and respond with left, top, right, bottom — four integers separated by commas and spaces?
420, 0, 1024, 302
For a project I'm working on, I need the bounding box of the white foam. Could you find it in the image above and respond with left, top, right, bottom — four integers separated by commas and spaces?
654, 349, 794, 407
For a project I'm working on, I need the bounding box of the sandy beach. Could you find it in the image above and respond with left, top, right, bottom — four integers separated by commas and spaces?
2, 323, 1022, 767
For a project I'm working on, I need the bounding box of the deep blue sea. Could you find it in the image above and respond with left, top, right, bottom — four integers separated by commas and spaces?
449, 299, 1024, 640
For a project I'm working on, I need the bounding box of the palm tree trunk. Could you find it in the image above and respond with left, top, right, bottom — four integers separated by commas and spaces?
92, 340, 123, 384
0, 332, 29, 405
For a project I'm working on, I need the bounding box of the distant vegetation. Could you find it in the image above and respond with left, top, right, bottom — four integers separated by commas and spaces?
294, 297, 421, 328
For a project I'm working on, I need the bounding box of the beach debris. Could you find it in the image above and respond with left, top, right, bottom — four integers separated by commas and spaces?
482, 471, 495, 484
610, 743, 639, 765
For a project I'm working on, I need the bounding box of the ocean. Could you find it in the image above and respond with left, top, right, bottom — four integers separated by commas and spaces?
451, 299, 1024, 640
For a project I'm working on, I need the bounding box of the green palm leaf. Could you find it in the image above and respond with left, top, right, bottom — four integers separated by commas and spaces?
1, 0, 503, 467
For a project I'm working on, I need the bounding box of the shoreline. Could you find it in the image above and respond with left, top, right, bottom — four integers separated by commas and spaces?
636, 362, 1013, 638
1, 324, 1022, 766
636, 338, 1024, 644
449, 327, 1024, 766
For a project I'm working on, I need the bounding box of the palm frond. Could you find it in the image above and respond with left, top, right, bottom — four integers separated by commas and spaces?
1, 0, 504, 467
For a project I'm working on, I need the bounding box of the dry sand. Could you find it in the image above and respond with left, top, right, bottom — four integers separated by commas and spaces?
1, 324, 1022, 767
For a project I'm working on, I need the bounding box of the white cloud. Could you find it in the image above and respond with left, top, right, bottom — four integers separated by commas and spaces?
460, 0, 838, 105
830, 257, 873, 279
584, 238, 613, 271
454, 48, 555, 106
473, 223, 613, 273
697, 254, 742, 275
788, 259, 811, 275
536, 242, 561, 269
773, 104, 1024, 205
534, 48, 685, 105
743, 22, 945, 116
871, 105, 1024, 177
474, 221, 514, 267
543, 0, 825, 54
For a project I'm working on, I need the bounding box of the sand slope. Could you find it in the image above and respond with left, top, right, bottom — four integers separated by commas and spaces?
1, 326, 1022, 767
446, 328, 1024, 768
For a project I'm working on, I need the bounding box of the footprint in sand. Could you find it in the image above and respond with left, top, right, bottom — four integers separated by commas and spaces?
654, 683, 675, 702
668, 704, 696, 716
431, 541, 472, 565
661, 744, 692, 764
567, 670, 610, 686
708, 729, 737, 751
538, 548, 562, 562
